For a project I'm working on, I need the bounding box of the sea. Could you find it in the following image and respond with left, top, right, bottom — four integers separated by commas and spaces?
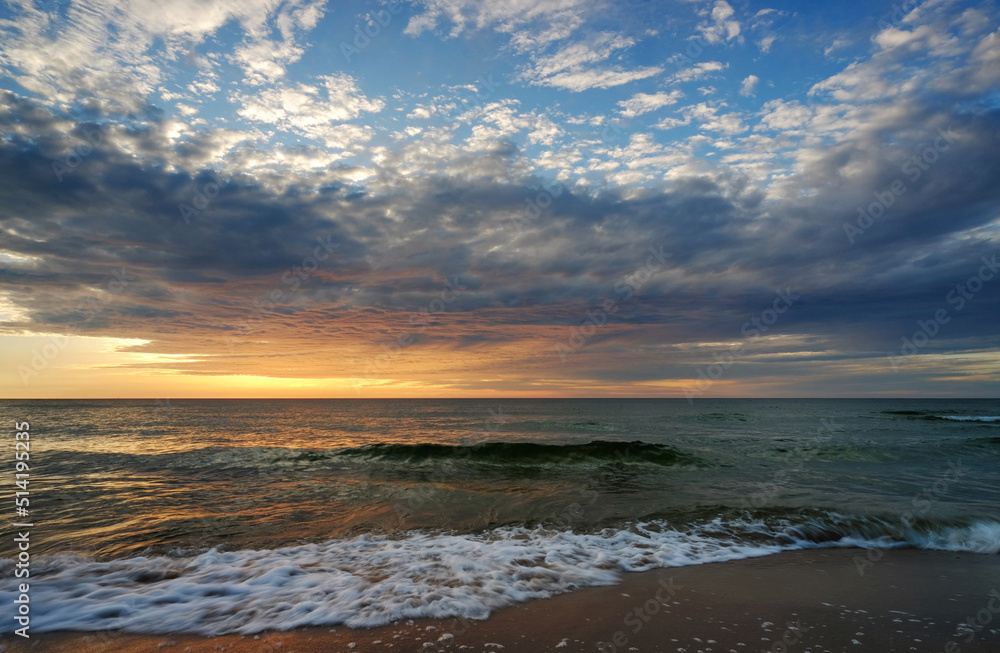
1, 398, 998, 635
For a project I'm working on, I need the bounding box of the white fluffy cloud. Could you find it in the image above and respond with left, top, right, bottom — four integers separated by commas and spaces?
697, 0, 742, 45
686, 102, 747, 134
235, 74, 384, 148
617, 91, 685, 117
739, 75, 759, 97
668, 61, 728, 84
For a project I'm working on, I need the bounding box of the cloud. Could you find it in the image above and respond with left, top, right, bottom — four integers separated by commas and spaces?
0, 0, 327, 113
739, 75, 759, 97
4, 66, 999, 389
403, 0, 599, 41
518, 31, 663, 91
538, 66, 664, 92
809, 61, 894, 102
697, 0, 742, 45
824, 37, 851, 57
3, 0, 1000, 395
617, 91, 685, 117
969, 28, 1000, 89
227, 0, 327, 85
175, 103, 200, 117
668, 61, 728, 84
235, 74, 384, 148
653, 115, 692, 130
673, 102, 747, 134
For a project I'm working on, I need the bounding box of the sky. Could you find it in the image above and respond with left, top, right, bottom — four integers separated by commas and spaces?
0, 0, 999, 398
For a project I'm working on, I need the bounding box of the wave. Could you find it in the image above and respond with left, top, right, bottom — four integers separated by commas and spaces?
2, 513, 997, 636
695, 412, 751, 422
40, 440, 710, 473
966, 437, 1000, 448
338, 440, 705, 467
881, 410, 946, 421
881, 410, 1000, 423
796, 442, 896, 462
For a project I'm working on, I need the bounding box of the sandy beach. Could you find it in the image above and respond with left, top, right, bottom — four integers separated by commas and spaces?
5, 548, 999, 653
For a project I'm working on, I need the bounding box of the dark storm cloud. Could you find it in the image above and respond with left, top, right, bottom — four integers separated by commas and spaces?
1, 79, 999, 384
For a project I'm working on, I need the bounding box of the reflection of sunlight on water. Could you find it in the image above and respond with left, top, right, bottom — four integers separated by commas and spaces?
33, 401, 515, 456
11, 399, 1000, 567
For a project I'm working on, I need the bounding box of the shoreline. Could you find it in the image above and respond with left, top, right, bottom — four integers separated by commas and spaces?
4, 548, 999, 652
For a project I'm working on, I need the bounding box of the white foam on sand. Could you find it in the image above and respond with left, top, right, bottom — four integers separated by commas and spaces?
2, 518, 998, 636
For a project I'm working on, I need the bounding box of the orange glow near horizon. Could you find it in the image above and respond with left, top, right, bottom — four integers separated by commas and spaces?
4, 333, 998, 399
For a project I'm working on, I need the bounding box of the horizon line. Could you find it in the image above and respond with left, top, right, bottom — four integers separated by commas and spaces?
3, 396, 997, 401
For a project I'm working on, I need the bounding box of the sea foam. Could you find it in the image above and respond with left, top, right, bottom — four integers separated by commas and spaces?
2, 516, 998, 636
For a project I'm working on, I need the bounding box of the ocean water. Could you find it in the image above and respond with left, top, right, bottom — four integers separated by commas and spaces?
1, 398, 999, 635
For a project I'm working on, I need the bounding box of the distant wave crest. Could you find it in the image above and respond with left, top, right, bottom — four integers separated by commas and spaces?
339, 440, 705, 467
41, 440, 710, 474
882, 410, 1000, 423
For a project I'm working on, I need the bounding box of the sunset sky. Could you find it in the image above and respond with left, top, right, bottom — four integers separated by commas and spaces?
1, 0, 999, 398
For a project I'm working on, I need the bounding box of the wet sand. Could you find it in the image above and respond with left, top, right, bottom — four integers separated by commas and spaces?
5, 548, 999, 653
